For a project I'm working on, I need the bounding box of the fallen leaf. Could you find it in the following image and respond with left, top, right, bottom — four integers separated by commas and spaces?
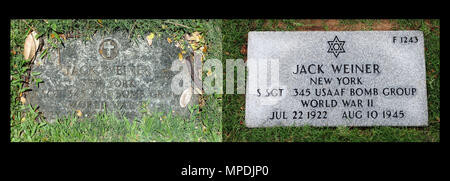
194, 87, 203, 95
179, 88, 193, 108
76, 110, 82, 117
207, 69, 212, 76
11, 49, 16, 55
178, 53, 183, 61
146, 33, 155, 46
225, 52, 230, 55
198, 69, 202, 80
190, 31, 201, 42
59, 34, 66, 40
240, 44, 247, 55
23, 31, 40, 60
20, 96, 26, 104
184, 34, 191, 41
167, 38, 172, 43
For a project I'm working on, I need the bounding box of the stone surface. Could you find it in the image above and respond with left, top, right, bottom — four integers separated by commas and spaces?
246, 31, 428, 127
27, 32, 198, 122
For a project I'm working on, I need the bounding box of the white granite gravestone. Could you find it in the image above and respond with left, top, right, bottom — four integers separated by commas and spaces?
245, 31, 428, 127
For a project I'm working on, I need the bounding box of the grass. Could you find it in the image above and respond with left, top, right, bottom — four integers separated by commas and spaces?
10, 19, 222, 142
222, 19, 440, 142
10, 103, 219, 142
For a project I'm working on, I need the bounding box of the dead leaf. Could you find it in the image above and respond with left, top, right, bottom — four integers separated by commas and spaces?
146, 33, 155, 46
190, 31, 201, 42
179, 88, 193, 108
23, 31, 39, 60
59, 34, 66, 40
207, 69, 212, 76
178, 53, 183, 61
240, 44, 247, 55
194, 87, 202, 95
184, 34, 191, 41
167, 38, 172, 43
76, 110, 82, 117
198, 69, 202, 80
20, 96, 26, 104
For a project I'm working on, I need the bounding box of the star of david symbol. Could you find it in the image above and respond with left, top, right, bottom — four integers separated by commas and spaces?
327, 36, 345, 58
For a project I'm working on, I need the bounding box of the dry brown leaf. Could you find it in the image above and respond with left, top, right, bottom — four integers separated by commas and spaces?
179, 88, 193, 108
23, 31, 39, 60
167, 38, 172, 43
240, 44, 247, 55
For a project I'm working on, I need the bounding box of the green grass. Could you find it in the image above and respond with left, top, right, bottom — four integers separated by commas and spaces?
10, 103, 220, 142
10, 19, 222, 142
222, 19, 440, 142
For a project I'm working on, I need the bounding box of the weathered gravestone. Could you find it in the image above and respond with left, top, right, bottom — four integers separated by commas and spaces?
246, 31, 428, 127
27, 32, 199, 122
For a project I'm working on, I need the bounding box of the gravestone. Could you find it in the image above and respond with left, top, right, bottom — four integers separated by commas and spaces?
245, 31, 428, 127
27, 32, 199, 122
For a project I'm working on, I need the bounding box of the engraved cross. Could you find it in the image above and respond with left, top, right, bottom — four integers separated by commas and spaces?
103, 41, 115, 57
